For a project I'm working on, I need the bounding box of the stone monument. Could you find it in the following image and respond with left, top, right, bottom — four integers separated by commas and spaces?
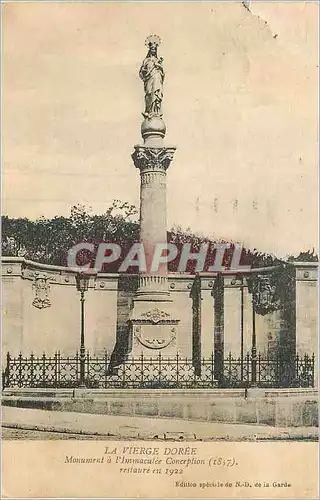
130, 35, 179, 355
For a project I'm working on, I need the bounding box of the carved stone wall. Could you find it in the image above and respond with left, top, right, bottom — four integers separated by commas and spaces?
2, 258, 119, 361
2, 258, 318, 374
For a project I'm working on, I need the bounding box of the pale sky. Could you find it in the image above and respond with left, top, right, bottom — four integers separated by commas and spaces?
2, 1, 318, 257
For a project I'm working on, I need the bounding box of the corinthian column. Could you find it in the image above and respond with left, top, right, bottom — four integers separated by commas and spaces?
132, 143, 176, 299
129, 35, 179, 356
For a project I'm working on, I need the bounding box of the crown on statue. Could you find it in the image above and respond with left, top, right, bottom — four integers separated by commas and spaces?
145, 34, 161, 48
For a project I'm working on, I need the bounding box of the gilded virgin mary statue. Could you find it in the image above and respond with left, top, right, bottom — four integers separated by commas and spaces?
139, 35, 165, 118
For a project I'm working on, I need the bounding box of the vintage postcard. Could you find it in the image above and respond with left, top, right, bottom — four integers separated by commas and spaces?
1, 1, 319, 498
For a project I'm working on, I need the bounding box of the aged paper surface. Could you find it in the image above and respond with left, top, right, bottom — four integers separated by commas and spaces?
2, 442, 319, 498
1, 1, 319, 499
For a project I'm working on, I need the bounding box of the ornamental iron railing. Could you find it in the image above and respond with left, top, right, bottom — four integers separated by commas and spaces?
2, 351, 315, 390
221, 352, 315, 388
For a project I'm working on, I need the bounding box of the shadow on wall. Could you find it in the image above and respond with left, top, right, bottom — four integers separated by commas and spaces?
108, 275, 138, 373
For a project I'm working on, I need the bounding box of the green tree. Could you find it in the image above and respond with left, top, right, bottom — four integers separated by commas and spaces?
2, 202, 317, 270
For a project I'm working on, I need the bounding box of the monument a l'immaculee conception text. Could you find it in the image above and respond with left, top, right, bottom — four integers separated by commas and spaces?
2, 37, 318, 427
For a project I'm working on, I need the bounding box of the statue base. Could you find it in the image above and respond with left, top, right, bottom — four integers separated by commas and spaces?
141, 116, 166, 146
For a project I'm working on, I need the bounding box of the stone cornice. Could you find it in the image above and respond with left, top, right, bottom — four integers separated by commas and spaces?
290, 261, 319, 268
2, 258, 318, 285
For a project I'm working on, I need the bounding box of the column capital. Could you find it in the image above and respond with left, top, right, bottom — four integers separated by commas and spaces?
132, 145, 176, 173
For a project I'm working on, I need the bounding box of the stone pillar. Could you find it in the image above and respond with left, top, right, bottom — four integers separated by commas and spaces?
2, 258, 24, 361
223, 276, 242, 356
132, 128, 175, 299
200, 278, 215, 358
294, 262, 318, 386
242, 284, 253, 357
190, 275, 201, 375
213, 275, 224, 383
247, 269, 298, 387
129, 120, 179, 356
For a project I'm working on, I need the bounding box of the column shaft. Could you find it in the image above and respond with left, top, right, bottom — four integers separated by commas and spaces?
140, 169, 167, 276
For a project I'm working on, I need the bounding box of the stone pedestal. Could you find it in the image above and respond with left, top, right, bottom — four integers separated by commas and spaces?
129, 116, 180, 357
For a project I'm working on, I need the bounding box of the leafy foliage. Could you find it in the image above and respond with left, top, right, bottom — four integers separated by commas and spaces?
1, 202, 317, 271
287, 249, 318, 263
2, 201, 139, 269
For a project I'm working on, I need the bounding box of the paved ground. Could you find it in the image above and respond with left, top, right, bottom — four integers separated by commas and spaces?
2, 428, 110, 440
2, 406, 318, 441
